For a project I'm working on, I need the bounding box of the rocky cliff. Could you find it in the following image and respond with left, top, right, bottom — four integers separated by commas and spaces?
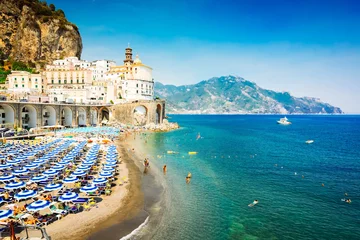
0, 0, 82, 64
155, 76, 343, 114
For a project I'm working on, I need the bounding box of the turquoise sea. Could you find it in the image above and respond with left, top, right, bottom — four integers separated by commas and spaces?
140, 115, 360, 240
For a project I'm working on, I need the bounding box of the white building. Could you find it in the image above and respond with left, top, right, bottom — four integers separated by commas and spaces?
7, 71, 44, 95
90, 60, 116, 81
105, 46, 154, 101
49, 57, 90, 70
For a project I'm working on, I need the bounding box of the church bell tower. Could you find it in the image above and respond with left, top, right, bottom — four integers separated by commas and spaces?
124, 44, 134, 66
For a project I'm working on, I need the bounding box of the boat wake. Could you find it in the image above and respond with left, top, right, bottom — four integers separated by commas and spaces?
119, 216, 149, 240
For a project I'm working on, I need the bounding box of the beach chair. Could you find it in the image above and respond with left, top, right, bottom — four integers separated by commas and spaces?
49, 205, 67, 215
69, 204, 80, 214
82, 203, 91, 211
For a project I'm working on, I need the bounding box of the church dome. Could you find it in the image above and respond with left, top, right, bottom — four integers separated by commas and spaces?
134, 54, 142, 64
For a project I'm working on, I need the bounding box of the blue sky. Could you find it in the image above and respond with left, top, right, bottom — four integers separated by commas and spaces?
51, 0, 360, 113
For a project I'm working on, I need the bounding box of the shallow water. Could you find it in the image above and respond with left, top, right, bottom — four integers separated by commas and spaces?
138, 115, 360, 240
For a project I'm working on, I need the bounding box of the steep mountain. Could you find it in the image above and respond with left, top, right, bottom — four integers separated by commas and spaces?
155, 76, 343, 114
0, 0, 82, 65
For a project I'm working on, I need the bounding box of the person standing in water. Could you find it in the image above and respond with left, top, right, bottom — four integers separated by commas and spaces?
186, 172, 192, 183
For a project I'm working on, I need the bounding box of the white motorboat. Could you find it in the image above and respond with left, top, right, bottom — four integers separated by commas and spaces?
277, 117, 291, 125
306, 140, 314, 144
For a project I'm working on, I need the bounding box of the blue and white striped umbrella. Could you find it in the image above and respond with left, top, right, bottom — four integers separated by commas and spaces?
106, 159, 117, 164
5, 181, 26, 190
99, 171, 113, 178
0, 174, 15, 182
58, 160, 71, 165
7, 159, 22, 165
72, 170, 87, 177
31, 175, 48, 182
14, 189, 37, 200
93, 177, 108, 184
43, 169, 58, 176
52, 165, 66, 170
26, 200, 51, 212
0, 210, 13, 220
102, 166, 115, 172
44, 183, 63, 192
82, 161, 95, 166
63, 176, 78, 183
25, 163, 39, 169
104, 163, 117, 167
77, 165, 91, 171
33, 159, 46, 164
0, 164, 11, 169
80, 185, 98, 193
13, 168, 30, 175
58, 192, 79, 202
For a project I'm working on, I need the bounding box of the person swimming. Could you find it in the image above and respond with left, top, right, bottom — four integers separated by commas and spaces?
248, 199, 259, 207
345, 199, 352, 203
185, 172, 192, 183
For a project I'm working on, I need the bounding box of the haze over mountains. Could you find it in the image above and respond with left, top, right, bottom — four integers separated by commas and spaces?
155, 75, 343, 114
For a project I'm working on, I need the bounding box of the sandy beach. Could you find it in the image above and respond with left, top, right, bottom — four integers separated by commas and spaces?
44, 139, 144, 240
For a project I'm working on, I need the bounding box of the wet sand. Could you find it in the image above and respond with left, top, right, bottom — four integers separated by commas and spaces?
89, 134, 167, 240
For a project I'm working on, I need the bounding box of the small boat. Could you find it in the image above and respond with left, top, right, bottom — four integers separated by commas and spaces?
167, 151, 178, 154
277, 117, 291, 125
306, 140, 314, 144
188, 152, 198, 155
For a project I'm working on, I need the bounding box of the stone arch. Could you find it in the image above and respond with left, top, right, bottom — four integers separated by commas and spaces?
0, 104, 15, 128
21, 105, 37, 129
90, 108, 98, 126
133, 105, 148, 126
156, 104, 162, 125
61, 107, 73, 127
43, 106, 56, 126
99, 107, 111, 125
77, 107, 86, 126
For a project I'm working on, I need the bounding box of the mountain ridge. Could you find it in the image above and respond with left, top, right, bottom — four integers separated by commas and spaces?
154, 75, 343, 114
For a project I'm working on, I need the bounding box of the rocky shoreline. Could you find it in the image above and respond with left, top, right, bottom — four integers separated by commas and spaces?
108, 119, 180, 132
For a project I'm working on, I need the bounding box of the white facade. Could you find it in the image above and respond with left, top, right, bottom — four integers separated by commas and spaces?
50, 57, 90, 70
7, 71, 43, 94
90, 60, 116, 81
105, 48, 154, 101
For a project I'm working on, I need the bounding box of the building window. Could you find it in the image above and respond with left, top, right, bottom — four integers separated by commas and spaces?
14, 78, 17, 81
71, 80, 73, 84
136, 90, 138, 93
51, 80, 54, 84
58, 80, 61, 84
82, 79, 84, 83
136, 84, 138, 87
64, 80, 67, 84
15, 84, 18, 88
35, 79, 38, 82
35, 85, 38, 88
77, 79, 79, 84
22, 78, 24, 81
22, 84, 24, 88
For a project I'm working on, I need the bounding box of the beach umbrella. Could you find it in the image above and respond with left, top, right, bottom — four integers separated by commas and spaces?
58, 192, 79, 202
77, 165, 91, 171
99, 171, 113, 178
102, 166, 115, 172
93, 177, 108, 185
7, 159, 22, 165
104, 163, 117, 167
82, 161, 95, 166
31, 175, 48, 183
43, 169, 59, 176
12, 168, 30, 176
52, 165, 66, 170
80, 185, 98, 193
24, 163, 39, 169
33, 159, 46, 164
0, 164, 12, 170
26, 200, 51, 212
0, 174, 15, 182
0, 210, 13, 220
5, 181, 26, 190
62, 176, 78, 183
14, 190, 37, 200
44, 183, 63, 192
72, 170, 86, 177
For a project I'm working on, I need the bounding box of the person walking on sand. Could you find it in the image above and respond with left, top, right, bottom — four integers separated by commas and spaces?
163, 165, 167, 173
